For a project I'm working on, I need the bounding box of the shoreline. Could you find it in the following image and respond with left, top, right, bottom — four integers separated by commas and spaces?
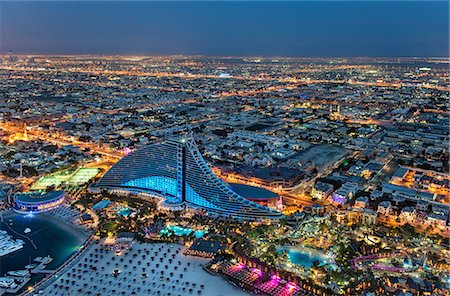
1, 209, 92, 243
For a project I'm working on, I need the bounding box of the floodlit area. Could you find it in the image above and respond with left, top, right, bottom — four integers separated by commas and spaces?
31, 168, 100, 190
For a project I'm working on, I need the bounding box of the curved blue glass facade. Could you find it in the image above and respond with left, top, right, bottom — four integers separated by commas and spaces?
97, 137, 283, 220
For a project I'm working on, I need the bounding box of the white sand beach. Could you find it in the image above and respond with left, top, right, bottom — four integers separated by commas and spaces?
37, 241, 248, 296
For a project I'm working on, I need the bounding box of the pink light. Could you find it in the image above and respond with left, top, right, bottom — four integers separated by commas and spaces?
251, 268, 262, 277
286, 282, 298, 292
123, 147, 132, 155
270, 275, 280, 284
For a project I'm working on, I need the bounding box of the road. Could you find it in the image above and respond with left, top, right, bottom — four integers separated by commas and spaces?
1, 123, 123, 159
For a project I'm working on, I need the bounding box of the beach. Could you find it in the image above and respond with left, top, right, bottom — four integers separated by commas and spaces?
37, 241, 248, 296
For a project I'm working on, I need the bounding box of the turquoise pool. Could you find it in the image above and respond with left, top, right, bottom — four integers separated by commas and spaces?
92, 199, 111, 210
280, 247, 334, 269
160, 225, 206, 238
117, 207, 134, 217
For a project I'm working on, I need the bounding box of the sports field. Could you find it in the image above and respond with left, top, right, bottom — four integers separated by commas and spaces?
31, 168, 99, 190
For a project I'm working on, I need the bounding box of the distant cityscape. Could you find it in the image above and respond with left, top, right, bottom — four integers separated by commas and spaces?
0, 55, 449, 296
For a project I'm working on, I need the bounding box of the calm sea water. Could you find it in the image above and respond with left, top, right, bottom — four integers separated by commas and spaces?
0, 213, 85, 293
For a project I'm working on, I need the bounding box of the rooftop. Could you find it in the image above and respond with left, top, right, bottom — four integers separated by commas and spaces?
229, 183, 279, 200
16, 190, 64, 203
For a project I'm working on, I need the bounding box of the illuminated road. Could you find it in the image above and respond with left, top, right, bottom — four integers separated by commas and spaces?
1, 123, 123, 159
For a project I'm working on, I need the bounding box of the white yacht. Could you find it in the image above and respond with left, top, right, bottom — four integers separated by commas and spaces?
0, 231, 25, 258
34, 255, 53, 264
7, 270, 30, 278
25, 264, 37, 269
0, 277, 16, 289
0, 240, 24, 258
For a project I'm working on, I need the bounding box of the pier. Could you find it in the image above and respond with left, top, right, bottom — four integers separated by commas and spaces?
5, 277, 30, 294
31, 269, 56, 274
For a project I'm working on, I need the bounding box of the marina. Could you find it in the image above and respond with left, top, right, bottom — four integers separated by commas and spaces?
0, 230, 24, 258
0, 211, 90, 295
0, 256, 53, 295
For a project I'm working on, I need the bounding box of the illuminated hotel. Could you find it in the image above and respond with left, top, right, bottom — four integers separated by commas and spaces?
14, 190, 65, 213
97, 136, 283, 220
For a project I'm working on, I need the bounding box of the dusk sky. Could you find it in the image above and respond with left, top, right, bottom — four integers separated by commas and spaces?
1, 1, 448, 57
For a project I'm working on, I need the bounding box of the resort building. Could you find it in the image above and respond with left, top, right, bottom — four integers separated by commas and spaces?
14, 190, 65, 213
184, 239, 226, 258
97, 136, 283, 220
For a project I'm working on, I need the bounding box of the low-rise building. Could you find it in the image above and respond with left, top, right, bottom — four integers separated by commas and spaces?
354, 196, 369, 209
399, 206, 416, 223
416, 200, 429, 212
391, 167, 409, 183
311, 181, 334, 200
332, 182, 359, 204
382, 183, 435, 202
377, 201, 392, 216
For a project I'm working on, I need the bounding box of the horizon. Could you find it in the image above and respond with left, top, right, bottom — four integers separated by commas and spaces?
2, 54, 449, 59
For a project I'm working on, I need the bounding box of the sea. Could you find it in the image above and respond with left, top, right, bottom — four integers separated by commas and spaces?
0, 213, 86, 294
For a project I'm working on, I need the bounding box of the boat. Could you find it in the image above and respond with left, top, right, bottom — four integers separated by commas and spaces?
25, 264, 36, 270
41, 255, 53, 264
34, 256, 52, 264
0, 231, 25, 258
24, 228, 31, 234
0, 240, 24, 258
7, 270, 30, 278
0, 277, 16, 288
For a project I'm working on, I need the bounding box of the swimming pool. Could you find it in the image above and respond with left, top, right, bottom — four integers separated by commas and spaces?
160, 225, 206, 238
280, 247, 335, 269
92, 199, 111, 210
117, 207, 134, 217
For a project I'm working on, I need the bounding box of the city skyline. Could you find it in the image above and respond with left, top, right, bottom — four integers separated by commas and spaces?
1, 1, 449, 57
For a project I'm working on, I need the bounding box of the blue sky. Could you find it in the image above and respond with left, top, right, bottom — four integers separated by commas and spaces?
1, 1, 448, 57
